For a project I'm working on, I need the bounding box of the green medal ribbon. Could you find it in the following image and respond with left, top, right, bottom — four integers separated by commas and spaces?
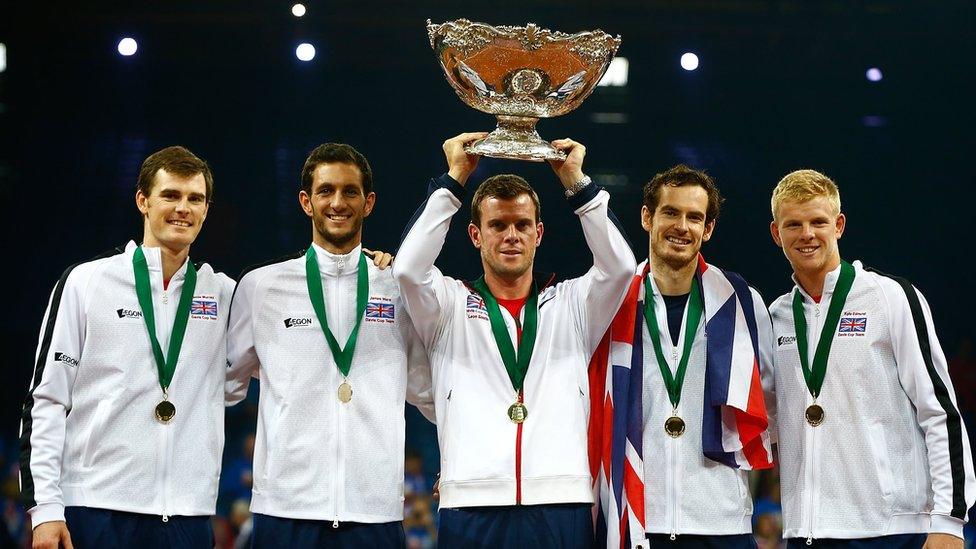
470, 277, 539, 392
643, 275, 703, 409
132, 246, 197, 392
305, 246, 368, 377
791, 260, 856, 399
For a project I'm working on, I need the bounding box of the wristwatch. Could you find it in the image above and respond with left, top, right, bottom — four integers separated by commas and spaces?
564, 175, 592, 197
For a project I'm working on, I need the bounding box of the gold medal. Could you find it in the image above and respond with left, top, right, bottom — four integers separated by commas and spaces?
664, 415, 685, 438
805, 403, 824, 426
508, 402, 528, 424
154, 400, 176, 423
338, 382, 353, 403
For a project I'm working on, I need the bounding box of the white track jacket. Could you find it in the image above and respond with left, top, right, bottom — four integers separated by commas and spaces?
226, 243, 433, 523
393, 174, 636, 508
20, 241, 234, 526
769, 260, 975, 540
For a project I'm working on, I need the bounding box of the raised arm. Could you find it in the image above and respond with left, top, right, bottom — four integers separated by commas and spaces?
392, 132, 486, 346
549, 139, 637, 355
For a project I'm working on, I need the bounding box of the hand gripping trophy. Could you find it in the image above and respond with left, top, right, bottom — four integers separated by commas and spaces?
428, 18, 621, 161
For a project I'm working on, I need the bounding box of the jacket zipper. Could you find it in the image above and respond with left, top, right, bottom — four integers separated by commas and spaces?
158, 269, 173, 522
803, 298, 823, 544
669, 407, 679, 540
332, 263, 344, 528
515, 390, 524, 505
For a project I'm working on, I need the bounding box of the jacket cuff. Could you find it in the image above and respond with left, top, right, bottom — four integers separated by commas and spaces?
929, 513, 965, 539
566, 181, 601, 211
29, 502, 65, 528
429, 173, 466, 202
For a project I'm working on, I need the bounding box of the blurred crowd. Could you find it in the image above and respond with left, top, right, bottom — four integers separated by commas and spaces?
1, 338, 973, 548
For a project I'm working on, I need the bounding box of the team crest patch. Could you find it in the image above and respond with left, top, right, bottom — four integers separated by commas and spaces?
466, 293, 488, 320
837, 311, 867, 336
365, 300, 395, 323
191, 296, 219, 320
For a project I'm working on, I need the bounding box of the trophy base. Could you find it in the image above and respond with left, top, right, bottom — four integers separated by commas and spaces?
464, 115, 567, 162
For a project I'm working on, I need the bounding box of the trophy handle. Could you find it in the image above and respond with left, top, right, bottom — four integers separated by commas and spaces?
464, 115, 567, 162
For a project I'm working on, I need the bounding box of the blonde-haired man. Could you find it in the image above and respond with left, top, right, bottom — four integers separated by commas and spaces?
768, 169, 974, 548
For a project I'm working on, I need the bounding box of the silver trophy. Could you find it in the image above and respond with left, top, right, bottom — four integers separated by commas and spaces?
427, 19, 621, 162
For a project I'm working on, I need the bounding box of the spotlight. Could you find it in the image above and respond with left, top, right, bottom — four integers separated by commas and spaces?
296, 43, 316, 62
597, 57, 628, 87
291, 3, 306, 17
866, 67, 883, 82
680, 52, 699, 71
117, 37, 138, 57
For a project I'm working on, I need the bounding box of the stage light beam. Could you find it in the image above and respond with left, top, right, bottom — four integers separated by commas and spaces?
117, 38, 138, 57
0, 43, 6, 74
291, 3, 306, 17
296, 43, 316, 62
680, 52, 699, 71
866, 67, 883, 82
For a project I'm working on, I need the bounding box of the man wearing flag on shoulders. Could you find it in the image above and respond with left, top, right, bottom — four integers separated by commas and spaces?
226, 142, 433, 547
768, 169, 975, 548
393, 132, 636, 548
590, 165, 775, 549
21, 146, 235, 548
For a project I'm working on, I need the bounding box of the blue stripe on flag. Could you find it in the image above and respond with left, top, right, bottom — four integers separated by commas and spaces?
703, 295, 739, 468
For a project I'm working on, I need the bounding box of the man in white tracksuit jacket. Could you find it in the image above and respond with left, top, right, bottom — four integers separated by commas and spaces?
20, 146, 234, 549
768, 169, 975, 548
226, 142, 433, 548
393, 132, 636, 548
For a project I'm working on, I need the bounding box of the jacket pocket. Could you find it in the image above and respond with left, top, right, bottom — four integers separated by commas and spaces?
82, 400, 112, 468
867, 423, 893, 500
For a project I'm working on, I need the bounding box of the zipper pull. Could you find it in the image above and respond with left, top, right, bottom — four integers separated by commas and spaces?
806, 536, 813, 545
814, 305, 820, 317
162, 515, 169, 523
332, 519, 339, 529
162, 290, 168, 305
670, 532, 676, 541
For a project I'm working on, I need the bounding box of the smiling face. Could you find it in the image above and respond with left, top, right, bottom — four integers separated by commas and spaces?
771, 196, 845, 281
299, 162, 375, 253
468, 193, 544, 281
136, 169, 209, 253
642, 184, 714, 271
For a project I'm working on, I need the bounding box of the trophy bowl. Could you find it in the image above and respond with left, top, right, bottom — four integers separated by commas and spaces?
428, 19, 621, 162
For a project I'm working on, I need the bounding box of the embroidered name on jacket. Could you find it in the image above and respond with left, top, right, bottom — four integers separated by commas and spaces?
837, 311, 867, 336
365, 297, 395, 323
466, 293, 488, 320
191, 295, 219, 320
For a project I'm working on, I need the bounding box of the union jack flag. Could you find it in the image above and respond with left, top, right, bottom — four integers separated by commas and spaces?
466, 294, 486, 312
839, 316, 867, 333
190, 299, 218, 317
365, 301, 395, 319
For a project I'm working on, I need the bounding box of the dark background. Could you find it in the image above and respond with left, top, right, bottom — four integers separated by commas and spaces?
1, 0, 974, 541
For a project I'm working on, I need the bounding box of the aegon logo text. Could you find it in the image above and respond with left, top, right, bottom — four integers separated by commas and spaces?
54, 352, 79, 367
777, 335, 797, 346
284, 317, 313, 328
117, 308, 143, 319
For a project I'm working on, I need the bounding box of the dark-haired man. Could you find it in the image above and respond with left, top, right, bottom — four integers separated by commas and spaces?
592, 165, 774, 548
227, 142, 432, 548
21, 146, 235, 548
768, 170, 974, 548
393, 133, 636, 548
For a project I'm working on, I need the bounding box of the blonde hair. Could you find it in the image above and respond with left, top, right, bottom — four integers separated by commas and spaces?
771, 169, 841, 221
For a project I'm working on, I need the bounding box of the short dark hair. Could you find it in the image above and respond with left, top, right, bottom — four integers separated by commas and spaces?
137, 146, 214, 202
301, 143, 373, 196
470, 174, 541, 227
642, 164, 723, 224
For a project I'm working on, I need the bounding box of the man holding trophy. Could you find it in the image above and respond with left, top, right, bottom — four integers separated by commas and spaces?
392, 131, 635, 547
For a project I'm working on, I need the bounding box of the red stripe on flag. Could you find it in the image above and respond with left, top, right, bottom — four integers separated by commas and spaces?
623, 457, 646, 528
